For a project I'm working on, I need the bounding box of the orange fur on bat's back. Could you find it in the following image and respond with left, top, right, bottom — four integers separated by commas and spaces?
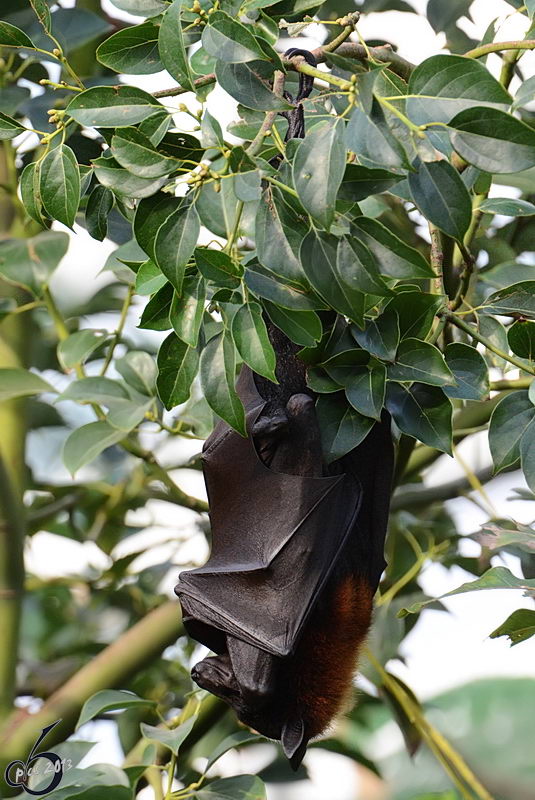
287, 574, 374, 738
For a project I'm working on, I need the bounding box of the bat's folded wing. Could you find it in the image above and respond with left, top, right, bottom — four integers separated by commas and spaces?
177, 467, 361, 657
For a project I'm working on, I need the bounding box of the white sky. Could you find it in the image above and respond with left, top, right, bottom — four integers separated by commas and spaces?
24, 1, 535, 796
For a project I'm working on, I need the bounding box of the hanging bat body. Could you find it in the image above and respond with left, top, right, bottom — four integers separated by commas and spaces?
175, 324, 394, 768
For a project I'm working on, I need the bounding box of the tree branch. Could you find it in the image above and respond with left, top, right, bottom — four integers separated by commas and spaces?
0, 602, 184, 793
464, 39, 535, 59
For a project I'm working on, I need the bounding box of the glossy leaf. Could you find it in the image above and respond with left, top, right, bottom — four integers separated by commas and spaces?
67, 86, 162, 127
192, 774, 266, 800
0, 21, 35, 48
293, 119, 346, 230
388, 339, 455, 387
316, 392, 374, 463
40, 145, 80, 229
443, 342, 489, 400
520, 417, 535, 493
200, 331, 246, 435
344, 363, 386, 421
97, 22, 162, 74
0, 368, 55, 402
58, 330, 108, 369
263, 301, 322, 347
0, 231, 69, 295
77, 691, 155, 730
336, 236, 392, 296
232, 302, 277, 382
153, 203, 200, 294
115, 351, 157, 395
508, 320, 535, 360
135, 261, 167, 296
300, 229, 365, 326
203, 11, 268, 63
245, 265, 324, 311
386, 382, 453, 454
215, 61, 291, 112
170, 275, 205, 347
480, 281, 535, 319
93, 155, 168, 199
195, 248, 242, 287
489, 391, 535, 473
479, 198, 535, 217
346, 101, 408, 170
255, 187, 307, 286
450, 107, 535, 173
20, 162, 47, 228
156, 332, 199, 410
352, 309, 400, 362
86, 185, 114, 241
490, 609, 535, 646
29, 0, 52, 32
111, 127, 177, 179
59, 377, 130, 407
139, 283, 173, 330
350, 217, 435, 279
134, 193, 180, 261
407, 54, 511, 125
0, 110, 24, 140
141, 716, 197, 756
159, 0, 195, 92
63, 421, 124, 475
408, 159, 471, 241
339, 164, 403, 202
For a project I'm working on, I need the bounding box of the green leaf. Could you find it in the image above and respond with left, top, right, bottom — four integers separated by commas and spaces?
400, 566, 535, 617
407, 54, 511, 125
93, 155, 168, 199
300, 229, 365, 326
0, 110, 24, 140
489, 391, 535, 473
67, 86, 162, 127
450, 107, 535, 173
39, 144, 80, 228
97, 22, 162, 74
170, 275, 205, 347
63, 421, 124, 475
159, 0, 195, 93
204, 733, 263, 773
30, 0, 52, 32
339, 164, 404, 202
385, 382, 453, 454
134, 193, 180, 261
59, 377, 129, 407
153, 203, 199, 294
307, 367, 341, 393
293, 119, 345, 230
255, 187, 307, 287
479, 198, 535, 217
443, 342, 489, 400
263, 301, 322, 347
20, 162, 47, 228
490, 609, 535, 646
245, 265, 324, 311
528, 0, 535, 16
388, 338, 455, 386
110, 0, 166, 15
521, 416, 535, 493
77, 690, 155, 730
139, 283, 173, 330
337, 236, 393, 297
115, 351, 157, 395
215, 61, 292, 111
480, 281, 535, 319
508, 320, 535, 359
199, 331, 246, 435
202, 11, 268, 63
201, 109, 224, 149
408, 159, 471, 241
0, 21, 35, 49
316, 392, 374, 463
344, 362, 386, 421
58, 330, 108, 369
192, 775, 266, 800
141, 716, 197, 757
0, 368, 55, 402
195, 248, 241, 287
232, 302, 277, 382
350, 217, 435, 279
111, 127, 176, 179
513, 74, 535, 109
86, 185, 114, 242
135, 260, 167, 296
346, 100, 409, 170
156, 332, 199, 410
352, 309, 400, 361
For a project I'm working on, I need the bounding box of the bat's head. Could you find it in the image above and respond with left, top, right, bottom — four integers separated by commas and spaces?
191, 653, 309, 770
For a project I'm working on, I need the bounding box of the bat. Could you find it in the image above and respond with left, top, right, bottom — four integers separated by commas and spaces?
175, 323, 394, 769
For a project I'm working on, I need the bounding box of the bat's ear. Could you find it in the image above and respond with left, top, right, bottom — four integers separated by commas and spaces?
281, 718, 307, 770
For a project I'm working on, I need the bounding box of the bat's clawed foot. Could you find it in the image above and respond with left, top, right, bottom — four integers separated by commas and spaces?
191, 654, 239, 701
